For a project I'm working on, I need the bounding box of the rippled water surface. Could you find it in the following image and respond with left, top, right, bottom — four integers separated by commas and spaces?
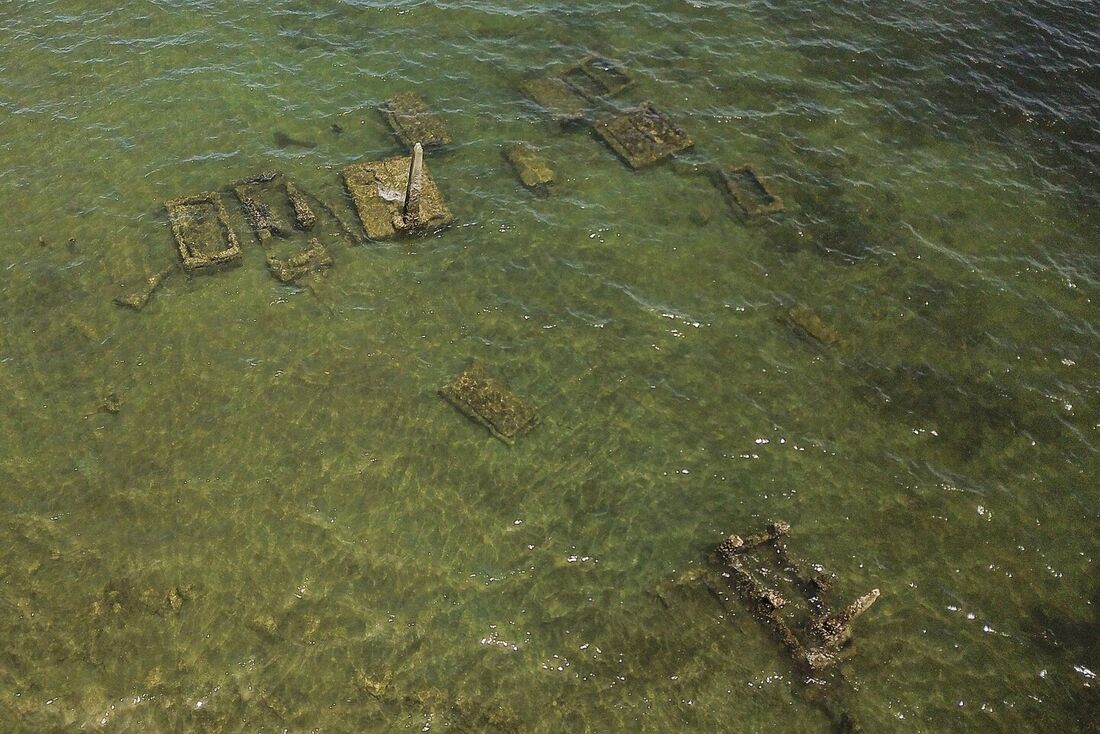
1, 1, 1097, 731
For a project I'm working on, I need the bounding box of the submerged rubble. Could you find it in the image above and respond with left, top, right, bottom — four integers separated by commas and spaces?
165, 193, 243, 273
715, 520, 880, 673
266, 238, 333, 284
234, 170, 317, 242
113, 267, 174, 311
593, 102, 694, 169
503, 142, 555, 191
719, 163, 784, 218
383, 91, 452, 150
439, 363, 538, 445
342, 149, 453, 240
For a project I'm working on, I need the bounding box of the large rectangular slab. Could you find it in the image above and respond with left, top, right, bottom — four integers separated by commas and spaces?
503, 142, 555, 191
341, 155, 453, 240
165, 193, 242, 273
593, 102, 694, 169
440, 363, 538, 445
383, 91, 452, 150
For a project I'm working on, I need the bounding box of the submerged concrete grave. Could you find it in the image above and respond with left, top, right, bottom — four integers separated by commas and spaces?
439, 362, 538, 445
165, 193, 243, 273
521, 76, 588, 123
341, 147, 453, 240
521, 53, 631, 123
383, 91, 452, 150
715, 520, 880, 673
593, 102, 694, 169
503, 142, 555, 191
719, 163, 784, 218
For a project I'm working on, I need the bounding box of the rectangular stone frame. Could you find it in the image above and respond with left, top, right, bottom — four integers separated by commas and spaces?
383, 91, 452, 150
165, 193, 242, 273
341, 155, 453, 241
719, 163, 785, 217
439, 363, 538, 445
593, 102, 694, 169
560, 53, 632, 101
233, 170, 317, 243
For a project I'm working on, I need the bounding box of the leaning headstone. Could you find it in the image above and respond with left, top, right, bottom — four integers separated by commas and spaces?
383, 91, 452, 150
503, 142, 555, 191
718, 163, 784, 218
439, 363, 538, 445
593, 102, 694, 169
341, 152, 453, 240
165, 193, 243, 273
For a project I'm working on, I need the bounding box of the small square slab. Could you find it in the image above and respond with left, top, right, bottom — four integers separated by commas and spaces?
440, 363, 538, 445
503, 142, 555, 191
383, 91, 452, 150
521, 76, 588, 123
560, 54, 632, 100
593, 102, 694, 169
719, 164, 784, 217
341, 155, 453, 240
165, 193, 242, 273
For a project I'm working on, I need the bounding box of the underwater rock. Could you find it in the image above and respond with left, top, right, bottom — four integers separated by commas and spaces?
593, 102, 694, 169
113, 267, 174, 311
788, 304, 840, 347
502, 142, 555, 191
718, 163, 784, 218
383, 91, 452, 150
341, 153, 453, 240
266, 238, 333, 284
165, 193, 243, 273
101, 389, 122, 415
439, 362, 538, 445
715, 520, 879, 673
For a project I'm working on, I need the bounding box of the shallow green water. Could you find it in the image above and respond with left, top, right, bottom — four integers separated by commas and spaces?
1, 1, 1097, 731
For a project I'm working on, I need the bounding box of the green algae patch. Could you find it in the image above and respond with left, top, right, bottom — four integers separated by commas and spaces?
341, 155, 453, 241
593, 102, 694, 169
165, 193, 242, 273
502, 142, 555, 191
439, 363, 538, 445
383, 91, 452, 150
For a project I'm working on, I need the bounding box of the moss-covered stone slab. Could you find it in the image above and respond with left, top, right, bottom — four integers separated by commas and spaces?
233, 170, 317, 242
719, 163, 784, 217
341, 155, 453, 240
788, 304, 839, 347
267, 238, 333, 284
593, 102, 694, 169
520, 76, 588, 123
560, 53, 632, 101
383, 91, 452, 150
503, 142, 555, 191
165, 193, 242, 273
715, 521, 880, 672
439, 363, 538, 445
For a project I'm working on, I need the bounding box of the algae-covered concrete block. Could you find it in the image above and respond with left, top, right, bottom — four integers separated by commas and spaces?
234, 170, 318, 241
719, 163, 784, 217
788, 304, 839, 347
440, 363, 538, 445
503, 142, 555, 191
341, 155, 453, 240
561, 53, 632, 100
383, 91, 452, 150
266, 238, 333, 284
593, 102, 694, 169
165, 193, 242, 273
521, 76, 588, 123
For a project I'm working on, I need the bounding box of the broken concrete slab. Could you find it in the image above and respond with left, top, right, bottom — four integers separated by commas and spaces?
383, 91, 452, 150
440, 362, 538, 445
521, 76, 588, 123
113, 267, 174, 311
341, 154, 453, 240
233, 170, 317, 242
266, 238, 333, 284
719, 163, 784, 217
593, 102, 694, 169
503, 142, 555, 191
165, 193, 243, 273
715, 520, 879, 673
788, 304, 840, 347
560, 53, 632, 101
